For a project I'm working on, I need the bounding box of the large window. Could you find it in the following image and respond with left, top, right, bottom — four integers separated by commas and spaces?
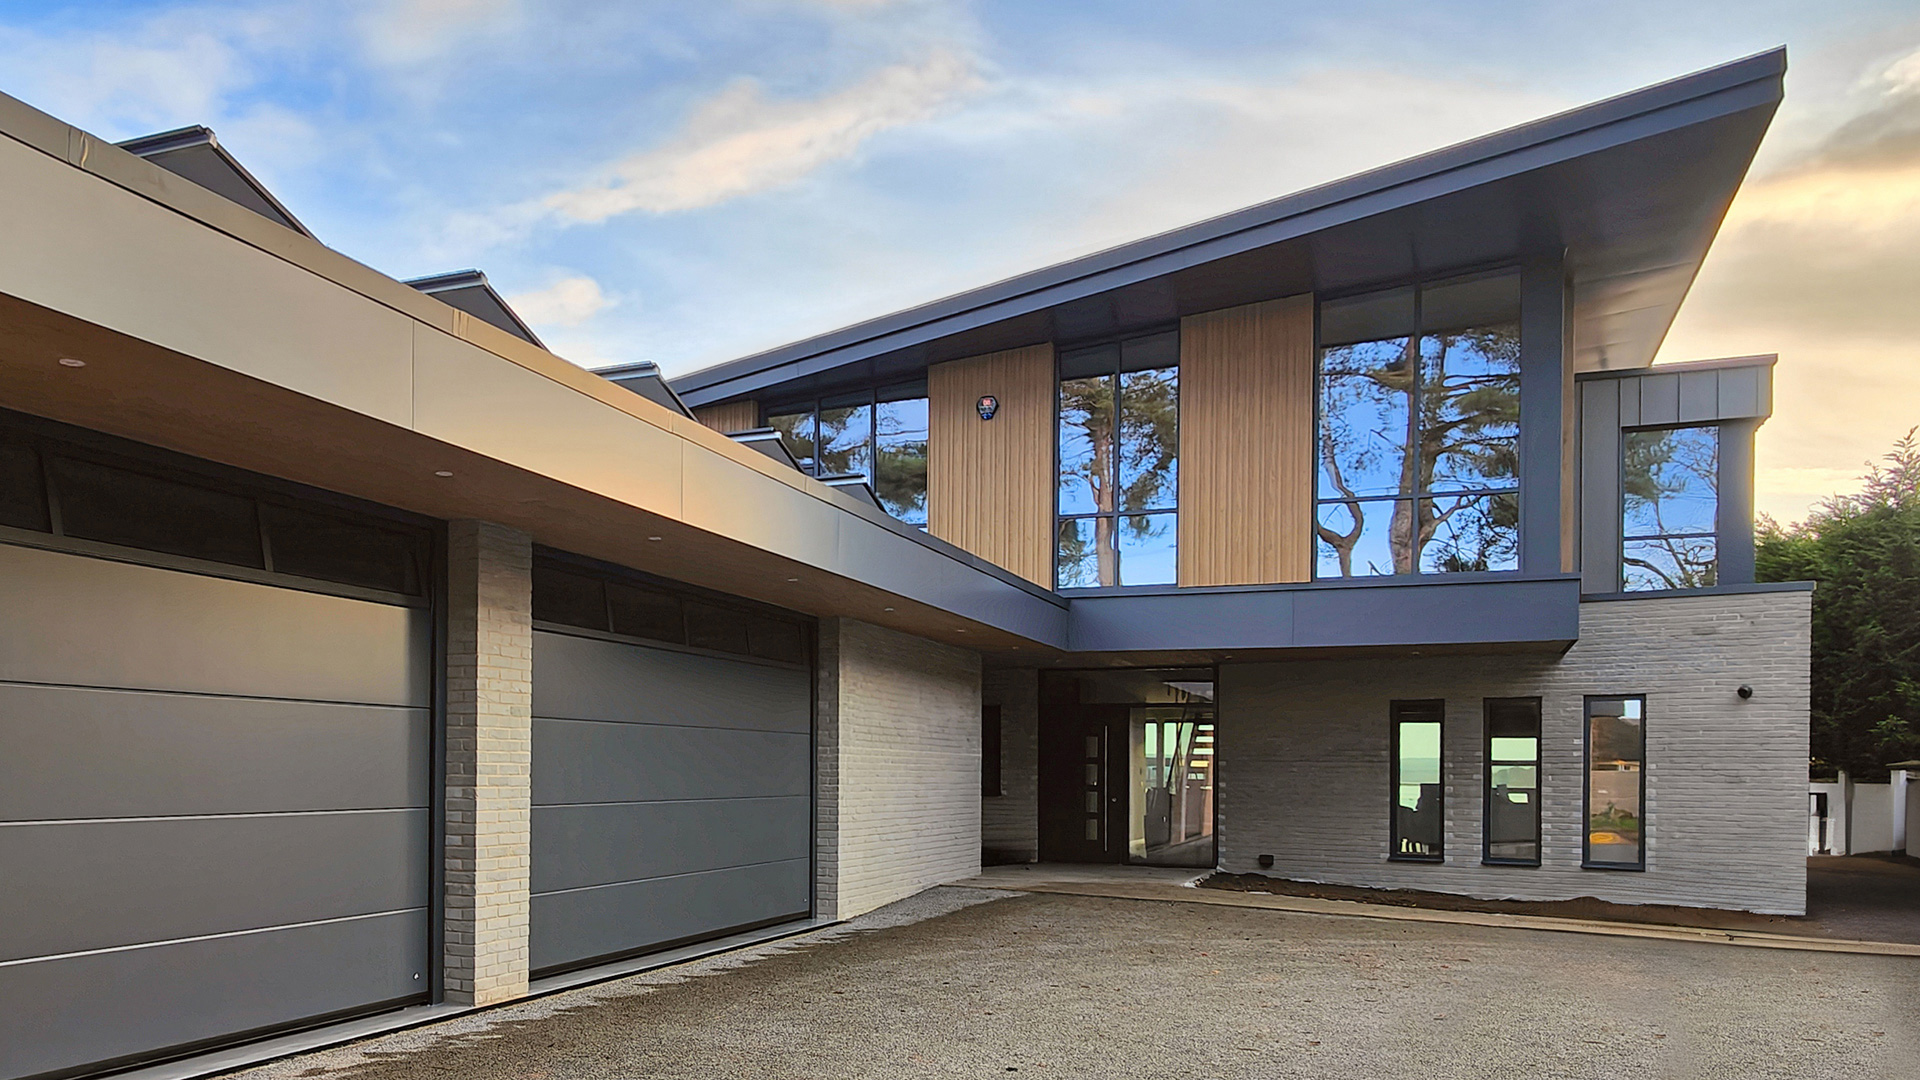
1622, 426, 1717, 591
1391, 700, 1445, 861
766, 386, 929, 526
1585, 696, 1646, 869
1056, 330, 1179, 588
1484, 698, 1541, 865
1316, 272, 1521, 577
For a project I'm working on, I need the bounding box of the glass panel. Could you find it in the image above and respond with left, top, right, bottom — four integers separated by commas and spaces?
1118, 367, 1178, 512
1623, 426, 1718, 538
1394, 712, 1443, 859
1059, 342, 1120, 380
1486, 698, 1540, 862
607, 581, 684, 644
684, 601, 752, 655
0, 438, 49, 532
1318, 339, 1414, 499
1315, 498, 1407, 578
1128, 707, 1216, 867
874, 398, 929, 525
1419, 493, 1519, 574
766, 410, 817, 474
1119, 330, 1179, 373
1490, 738, 1538, 760
532, 566, 609, 631
1040, 668, 1213, 706
1587, 697, 1645, 866
1056, 516, 1116, 588
1622, 536, 1718, 592
260, 503, 421, 594
1420, 273, 1521, 335
1059, 375, 1115, 516
747, 617, 807, 664
816, 402, 873, 479
51, 456, 264, 569
1320, 286, 1415, 347
1419, 320, 1519, 493
1117, 512, 1176, 586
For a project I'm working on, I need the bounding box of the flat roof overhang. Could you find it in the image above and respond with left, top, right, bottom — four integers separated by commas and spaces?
0, 91, 1067, 655
675, 48, 1784, 407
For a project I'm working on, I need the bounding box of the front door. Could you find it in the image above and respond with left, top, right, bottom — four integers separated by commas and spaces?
1038, 705, 1128, 862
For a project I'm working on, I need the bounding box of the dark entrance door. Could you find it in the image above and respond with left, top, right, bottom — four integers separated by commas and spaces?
1038, 705, 1128, 862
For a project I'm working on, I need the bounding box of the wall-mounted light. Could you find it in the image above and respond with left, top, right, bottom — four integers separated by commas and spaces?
1738, 685, 1754, 700
57, 357, 85, 368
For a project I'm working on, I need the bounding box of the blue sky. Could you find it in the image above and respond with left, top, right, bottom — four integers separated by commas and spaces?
1, 0, 1917, 522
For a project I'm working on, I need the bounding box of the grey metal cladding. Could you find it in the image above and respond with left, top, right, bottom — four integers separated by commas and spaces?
531, 797, 811, 894
0, 685, 427, 820
0, 909, 426, 1080
530, 859, 810, 974
0, 543, 428, 707
532, 630, 809, 732
532, 720, 808, 805
0, 810, 429, 963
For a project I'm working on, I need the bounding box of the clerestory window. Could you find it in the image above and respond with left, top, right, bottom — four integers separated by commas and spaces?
765, 386, 930, 527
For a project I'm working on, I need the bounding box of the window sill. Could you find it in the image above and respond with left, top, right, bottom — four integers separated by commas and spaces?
1388, 854, 1444, 864
1580, 861, 1647, 872
1481, 858, 1542, 868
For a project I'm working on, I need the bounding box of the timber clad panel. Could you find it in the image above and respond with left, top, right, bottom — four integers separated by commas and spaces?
928, 344, 1054, 585
693, 400, 759, 435
1178, 294, 1315, 586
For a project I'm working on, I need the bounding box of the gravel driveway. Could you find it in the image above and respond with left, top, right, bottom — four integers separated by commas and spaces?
239, 887, 1919, 1080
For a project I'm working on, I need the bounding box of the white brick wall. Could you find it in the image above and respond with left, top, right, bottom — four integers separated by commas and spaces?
982, 668, 1039, 862
1220, 590, 1812, 914
816, 618, 982, 919
443, 520, 533, 1005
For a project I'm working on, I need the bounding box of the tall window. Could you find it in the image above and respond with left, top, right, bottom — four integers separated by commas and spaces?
766, 387, 929, 526
1056, 330, 1179, 588
1316, 272, 1521, 577
1484, 698, 1541, 865
1585, 696, 1646, 869
1622, 426, 1717, 591
1391, 700, 1444, 861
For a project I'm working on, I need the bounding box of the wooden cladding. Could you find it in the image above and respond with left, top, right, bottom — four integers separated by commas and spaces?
928, 343, 1054, 586
693, 400, 758, 435
1177, 294, 1315, 586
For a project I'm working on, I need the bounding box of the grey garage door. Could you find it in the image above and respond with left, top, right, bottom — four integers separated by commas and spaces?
530, 567, 812, 975
0, 422, 433, 1080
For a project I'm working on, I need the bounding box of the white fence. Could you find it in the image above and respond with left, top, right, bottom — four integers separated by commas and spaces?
1810, 769, 1920, 854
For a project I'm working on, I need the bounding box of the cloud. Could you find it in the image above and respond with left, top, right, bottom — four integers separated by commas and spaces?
356, 0, 522, 66
0, 12, 248, 138
507, 274, 614, 327
543, 48, 981, 220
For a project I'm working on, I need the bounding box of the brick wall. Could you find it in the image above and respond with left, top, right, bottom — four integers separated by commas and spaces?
816, 618, 982, 919
443, 520, 533, 1005
982, 668, 1040, 862
1219, 589, 1812, 914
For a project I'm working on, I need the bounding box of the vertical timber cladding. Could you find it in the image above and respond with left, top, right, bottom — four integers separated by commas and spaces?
693, 399, 759, 436
1177, 293, 1315, 586
528, 555, 813, 976
927, 343, 1055, 586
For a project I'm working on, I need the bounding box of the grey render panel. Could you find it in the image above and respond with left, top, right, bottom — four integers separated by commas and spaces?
532, 630, 810, 733
0, 909, 426, 1080
1065, 578, 1579, 653
1518, 260, 1568, 574
1639, 374, 1680, 425
531, 796, 811, 893
0, 685, 428, 820
0, 809, 429, 962
532, 720, 809, 805
530, 859, 810, 974
1580, 379, 1624, 595
1678, 371, 1718, 422
0, 542, 429, 707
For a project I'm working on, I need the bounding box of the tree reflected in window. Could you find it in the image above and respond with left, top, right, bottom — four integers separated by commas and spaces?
1622, 426, 1718, 590
1057, 333, 1178, 588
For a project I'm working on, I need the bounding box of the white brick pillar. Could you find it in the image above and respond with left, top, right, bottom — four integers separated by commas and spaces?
443, 520, 533, 1006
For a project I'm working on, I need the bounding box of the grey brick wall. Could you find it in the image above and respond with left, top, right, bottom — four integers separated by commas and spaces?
982, 668, 1039, 862
443, 520, 533, 1005
816, 618, 982, 919
1220, 590, 1812, 914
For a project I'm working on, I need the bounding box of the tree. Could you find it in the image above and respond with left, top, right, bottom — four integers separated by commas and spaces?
1757, 429, 1920, 779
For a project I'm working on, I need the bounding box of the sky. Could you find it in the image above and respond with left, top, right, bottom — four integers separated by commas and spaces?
0, 0, 1915, 524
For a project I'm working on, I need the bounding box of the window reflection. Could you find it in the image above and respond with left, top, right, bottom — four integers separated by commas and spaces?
1057, 334, 1178, 588
764, 388, 929, 528
1622, 426, 1717, 591
1484, 698, 1540, 864
1392, 702, 1444, 861
1586, 696, 1645, 867
816, 401, 872, 479
875, 398, 929, 526
1316, 273, 1521, 578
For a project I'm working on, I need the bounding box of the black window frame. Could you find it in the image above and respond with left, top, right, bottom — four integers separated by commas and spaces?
1481, 697, 1542, 867
763, 382, 931, 527
1582, 694, 1648, 871
1053, 326, 1181, 591
1619, 423, 1719, 592
1389, 699, 1446, 863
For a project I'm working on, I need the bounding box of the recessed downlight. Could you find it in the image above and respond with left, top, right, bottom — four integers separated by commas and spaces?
433, 470, 454, 478
647, 536, 663, 542
883, 606, 895, 612
57, 357, 85, 368
786, 577, 799, 583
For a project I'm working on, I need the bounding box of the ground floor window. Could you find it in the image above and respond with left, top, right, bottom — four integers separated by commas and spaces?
1585, 696, 1646, 868
1484, 698, 1541, 865
1391, 700, 1444, 861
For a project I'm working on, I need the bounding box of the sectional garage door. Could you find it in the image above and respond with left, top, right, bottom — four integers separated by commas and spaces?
530, 559, 813, 976
0, 419, 432, 1080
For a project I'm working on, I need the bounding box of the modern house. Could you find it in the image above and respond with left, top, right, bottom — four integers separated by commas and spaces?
0, 48, 1807, 1080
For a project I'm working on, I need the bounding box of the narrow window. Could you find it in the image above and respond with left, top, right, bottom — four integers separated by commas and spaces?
982, 704, 1003, 796
1622, 426, 1717, 590
1483, 698, 1541, 865
767, 388, 929, 528
1585, 696, 1646, 869
1391, 700, 1444, 861
874, 394, 929, 527
1056, 330, 1178, 588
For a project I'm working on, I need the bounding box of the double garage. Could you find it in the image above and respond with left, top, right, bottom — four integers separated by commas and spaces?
0, 412, 814, 1080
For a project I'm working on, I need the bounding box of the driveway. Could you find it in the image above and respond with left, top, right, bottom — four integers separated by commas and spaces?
241, 887, 1918, 1080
